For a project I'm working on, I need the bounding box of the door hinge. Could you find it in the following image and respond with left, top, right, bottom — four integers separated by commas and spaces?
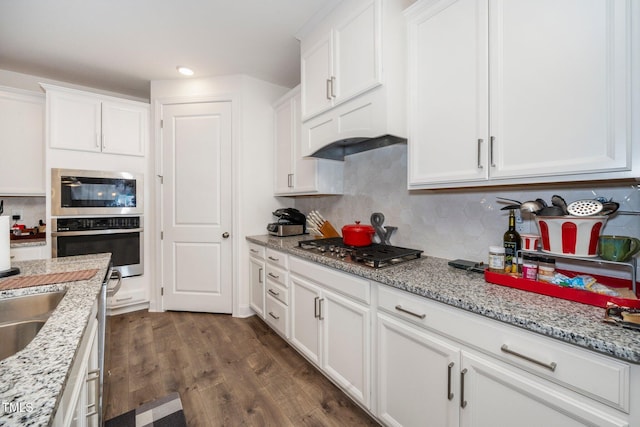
160, 119, 163, 129
157, 174, 163, 184
161, 287, 164, 296
161, 231, 164, 240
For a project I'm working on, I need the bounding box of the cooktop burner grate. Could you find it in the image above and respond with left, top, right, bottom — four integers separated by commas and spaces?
298, 237, 423, 268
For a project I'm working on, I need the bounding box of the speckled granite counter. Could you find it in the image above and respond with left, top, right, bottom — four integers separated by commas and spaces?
0, 253, 111, 427
247, 235, 640, 364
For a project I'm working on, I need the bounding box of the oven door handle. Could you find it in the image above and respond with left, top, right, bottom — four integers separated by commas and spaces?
52, 228, 144, 237
106, 270, 123, 297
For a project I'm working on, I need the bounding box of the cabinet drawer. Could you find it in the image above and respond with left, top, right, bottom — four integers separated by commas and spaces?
266, 248, 288, 269
377, 284, 630, 412
266, 280, 288, 306
266, 264, 288, 288
290, 256, 370, 304
265, 294, 289, 339
248, 242, 265, 259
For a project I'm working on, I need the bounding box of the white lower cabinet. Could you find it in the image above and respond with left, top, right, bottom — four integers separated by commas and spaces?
10, 245, 47, 262
248, 243, 266, 318
290, 257, 371, 410
53, 300, 100, 427
376, 284, 631, 427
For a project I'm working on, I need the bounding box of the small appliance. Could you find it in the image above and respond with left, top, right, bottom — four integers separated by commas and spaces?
268, 208, 306, 237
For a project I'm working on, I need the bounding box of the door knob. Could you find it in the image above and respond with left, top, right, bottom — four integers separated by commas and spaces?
222, 232, 230, 239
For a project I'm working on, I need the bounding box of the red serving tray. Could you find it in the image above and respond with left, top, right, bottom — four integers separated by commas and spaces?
484, 269, 640, 309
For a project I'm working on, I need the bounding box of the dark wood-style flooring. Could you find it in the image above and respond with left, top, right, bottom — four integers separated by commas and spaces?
103, 310, 379, 426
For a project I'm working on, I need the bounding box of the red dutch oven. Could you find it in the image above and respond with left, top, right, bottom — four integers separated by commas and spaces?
342, 221, 375, 247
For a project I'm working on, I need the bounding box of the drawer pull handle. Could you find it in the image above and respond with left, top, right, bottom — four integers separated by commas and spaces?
250, 248, 260, 254
268, 256, 279, 261
501, 344, 557, 372
268, 289, 279, 297
268, 272, 280, 279
314, 296, 320, 318
447, 362, 454, 400
395, 305, 426, 319
268, 311, 280, 320
460, 368, 468, 408
115, 296, 133, 302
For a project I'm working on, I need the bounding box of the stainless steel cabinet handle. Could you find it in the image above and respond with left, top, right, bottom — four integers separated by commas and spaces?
501, 344, 557, 372
268, 256, 279, 262
330, 76, 336, 98
326, 79, 332, 100
460, 368, 468, 408
106, 270, 122, 297
250, 248, 259, 254
477, 139, 483, 169
268, 311, 280, 320
318, 298, 325, 320
394, 305, 426, 319
268, 289, 279, 297
258, 267, 263, 284
447, 362, 454, 400
115, 296, 133, 303
314, 296, 320, 318
287, 173, 293, 188
490, 136, 496, 167
268, 272, 279, 279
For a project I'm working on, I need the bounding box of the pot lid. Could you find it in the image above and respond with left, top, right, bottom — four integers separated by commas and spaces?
342, 221, 375, 232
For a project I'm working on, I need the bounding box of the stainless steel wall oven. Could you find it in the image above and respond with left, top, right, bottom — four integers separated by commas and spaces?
52, 216, 143, 277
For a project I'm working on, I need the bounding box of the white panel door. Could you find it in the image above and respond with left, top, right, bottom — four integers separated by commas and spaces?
101, 101, 147, 156
161, 101, 232, 313
290, 274, 322, 365
301, 34, 333, 119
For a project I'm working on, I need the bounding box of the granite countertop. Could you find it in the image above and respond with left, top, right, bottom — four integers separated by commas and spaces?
0, 253, 111, 427
247, 235, 640, 364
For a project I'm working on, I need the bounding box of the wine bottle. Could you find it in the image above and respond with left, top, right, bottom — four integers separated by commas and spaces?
503, 209, 521, 274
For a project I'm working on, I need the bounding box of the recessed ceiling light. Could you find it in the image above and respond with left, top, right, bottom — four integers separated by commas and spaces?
177, 66, 194, 76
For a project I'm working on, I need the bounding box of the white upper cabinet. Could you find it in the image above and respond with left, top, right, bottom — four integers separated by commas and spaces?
298, 0, 407, 157
407, 0, 639, 189
273, 86, 343, 196
0, 88, 45, 195
43, 84, 148, 157
301, 1, 380, 120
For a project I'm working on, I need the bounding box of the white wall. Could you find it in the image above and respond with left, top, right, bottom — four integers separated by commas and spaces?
150, 74, 291, 316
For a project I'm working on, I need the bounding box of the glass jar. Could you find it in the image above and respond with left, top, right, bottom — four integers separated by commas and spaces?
538, 256, 556, 282
488, 246, 506, 273
522, 254, 539, 280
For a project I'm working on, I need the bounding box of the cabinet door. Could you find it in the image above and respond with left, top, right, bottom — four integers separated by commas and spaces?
407, 0, 489, 187
377, 313, 460, 427
333, 0, 380, 104
301, 33, 333, 119
290, 91, 321, 194
0, 90, 45, 195
322, 289, 371, 409
101, 101, 147, 156
489, 0, 633, 179
10, 245, 46, 262
290, 274, 322, 365
48, 90, 102, 153
273, 94, 295, 194
460, 351, 628, 427
249, 256, 265, 318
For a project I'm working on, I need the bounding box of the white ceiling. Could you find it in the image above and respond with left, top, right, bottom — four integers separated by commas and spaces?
0, 0, 332, 100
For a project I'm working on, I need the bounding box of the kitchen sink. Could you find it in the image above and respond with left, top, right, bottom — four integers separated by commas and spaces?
0, 290, 66, 361
0, 320, 46, 360
0, 290, 66, 324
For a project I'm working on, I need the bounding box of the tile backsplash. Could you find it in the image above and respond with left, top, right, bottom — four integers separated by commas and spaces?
294, 144, 640, 264
0, 196, 46, 229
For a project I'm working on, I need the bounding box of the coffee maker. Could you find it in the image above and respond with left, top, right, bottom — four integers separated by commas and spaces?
267, 208, 306, 237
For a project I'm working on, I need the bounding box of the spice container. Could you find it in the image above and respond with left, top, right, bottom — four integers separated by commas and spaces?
521, 254, 539, 280
488, 246, 506, 273
538, 256, 556, 282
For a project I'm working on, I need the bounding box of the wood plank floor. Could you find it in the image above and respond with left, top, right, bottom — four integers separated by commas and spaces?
103, 310, 380, 426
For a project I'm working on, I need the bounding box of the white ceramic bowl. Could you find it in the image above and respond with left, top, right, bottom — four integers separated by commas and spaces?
534, 216, 608, 257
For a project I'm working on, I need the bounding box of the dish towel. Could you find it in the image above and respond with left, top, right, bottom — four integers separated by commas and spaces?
105, 392, 186, 427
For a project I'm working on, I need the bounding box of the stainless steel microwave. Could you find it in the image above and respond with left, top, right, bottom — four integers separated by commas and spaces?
51, 168, 143, 216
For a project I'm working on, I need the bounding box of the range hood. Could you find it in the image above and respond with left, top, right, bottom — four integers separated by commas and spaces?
309, 134, 407, 161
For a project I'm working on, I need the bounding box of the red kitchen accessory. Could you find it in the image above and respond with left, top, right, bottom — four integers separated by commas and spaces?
342, 221, 375, 247
535, 215, 607, 257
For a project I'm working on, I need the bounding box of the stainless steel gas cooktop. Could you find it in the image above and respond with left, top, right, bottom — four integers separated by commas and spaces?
298, 237, 423, 269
